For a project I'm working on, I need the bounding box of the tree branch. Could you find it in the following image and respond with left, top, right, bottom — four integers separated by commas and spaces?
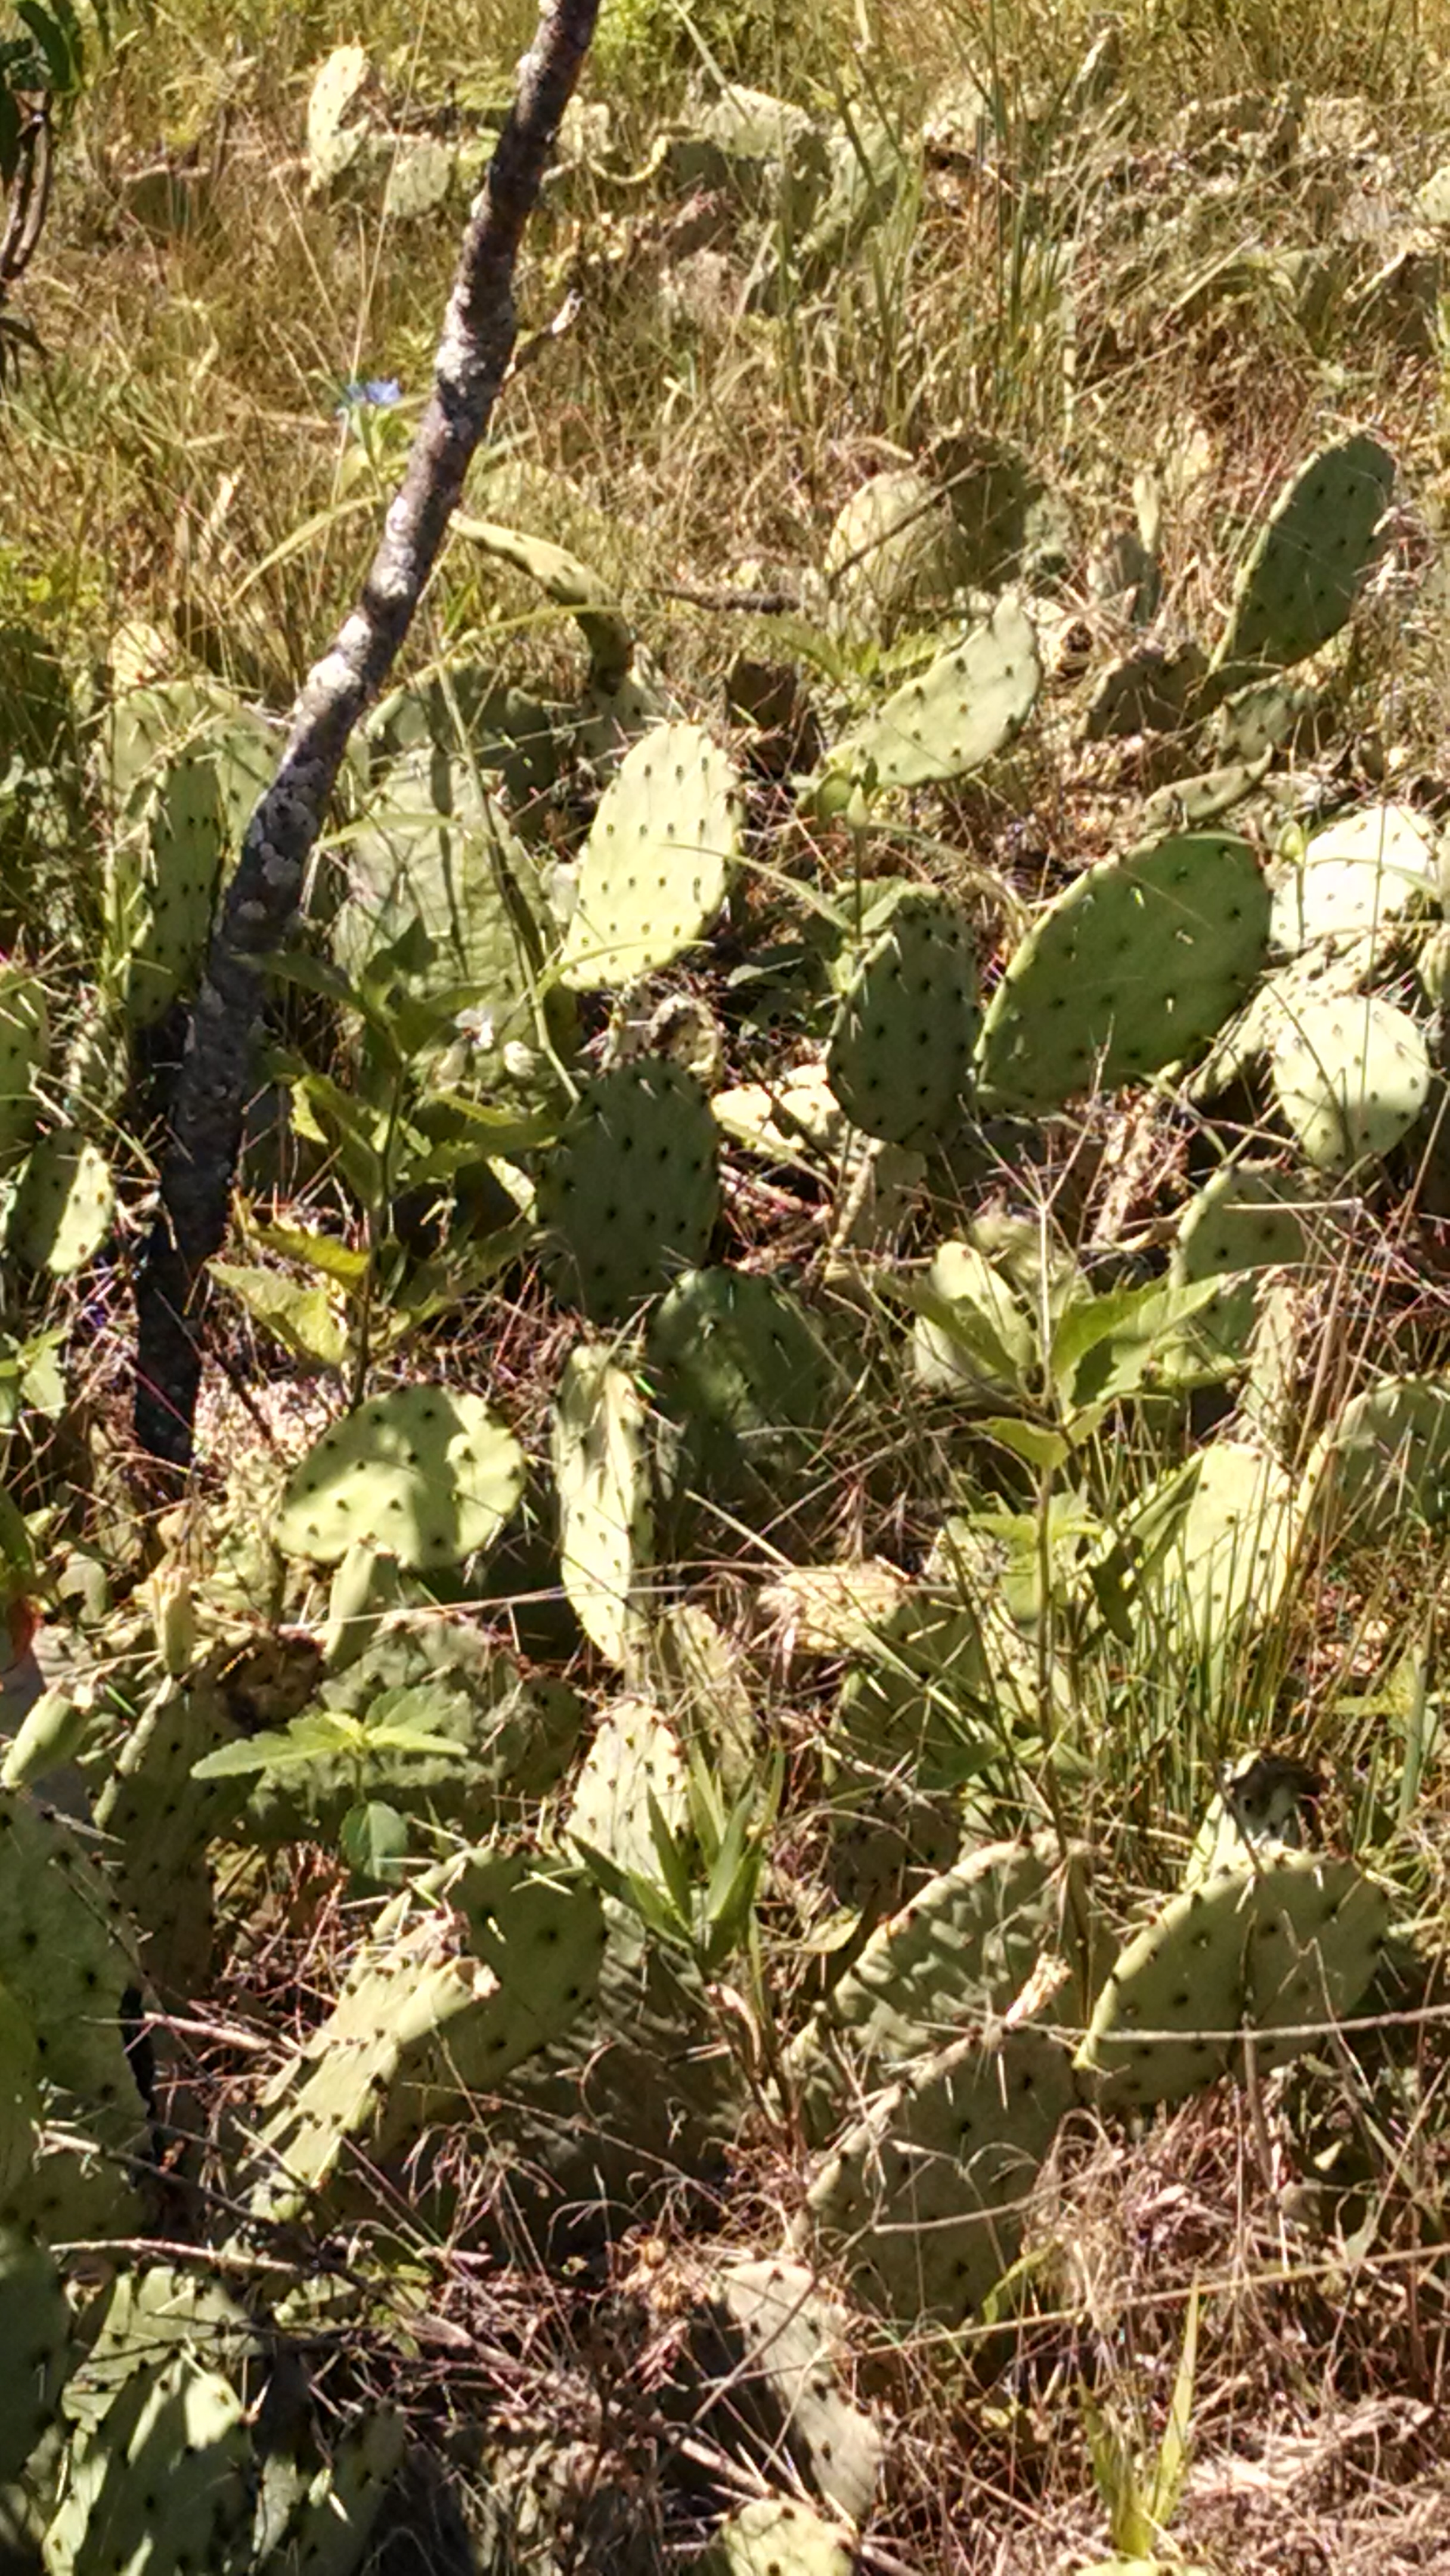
133, 0, 600, 1469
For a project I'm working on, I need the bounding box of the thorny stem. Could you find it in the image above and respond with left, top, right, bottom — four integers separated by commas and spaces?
133, 0, 602, 1471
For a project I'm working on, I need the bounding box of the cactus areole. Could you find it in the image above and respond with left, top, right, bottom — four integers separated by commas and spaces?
132, 0, 603, 1468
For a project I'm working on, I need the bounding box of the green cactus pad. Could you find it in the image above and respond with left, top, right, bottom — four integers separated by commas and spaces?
382, 132, 455, 218
538, 1057, 720, 1320
1210, 432, 1395, 681
94, 1677, 247, 1995
648, 1265, 838, 1503
827, 887, 979, 1148
558, 720, 740, 990
697, 2258, 882, 2525
553, 1343, 653, 1669
789, 1835, 1079, 2145
977, 832, 1270, 1114
1271, 801, 1436, 959
8, 1131, 115, 1275
0, 1795, 146, 2192
1167, 1162, 1319, 1365
1136, 1440, 1299, 1676
1077, 1850, 1389, 2110
45, 2351, 253, 2576
0, 966, 47, 1170
566, 1698, 687, 1879
110, 750, 227, 1026
456, 515, 633, 692
276, 1385, 524, 1571
1302, 1373, 1450, 1542
825, 593, 1041, 794
702, 2501, 856, 2576
1270, 993, 1430, 1171
0, 2225, 72, 2480
825, 1592, 998, 1907
823, 466, 968, 634
279, 2410, 408, 2576
306, 43, 371, 190
805, 2026, 1075, 2327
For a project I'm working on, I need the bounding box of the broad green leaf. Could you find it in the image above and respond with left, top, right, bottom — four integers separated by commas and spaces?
210, 1262, 346, 1368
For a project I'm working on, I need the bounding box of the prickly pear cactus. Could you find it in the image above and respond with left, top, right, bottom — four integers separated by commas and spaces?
1270, 993, 1430, 1171
977, 832, 1270, 1114
1210, 431, 1395, 683
557, 720, 741, 989
8, 1130, 115, 1275
0, 964, 47, 1170
566, 1698, 687, 1878
648, 1265, 838, 1504
457, 515, 633, 691
804, 2026, 1075, 2327
1076, 1851, 1389, 2109
552, 1342, 653, 1668
94, 1677, 247, 1993
45, 2349, 254, 2576
692, 2258, 882, 2525
824, 1592, 997, 1907
0, 2224, 72, 2479
269, 2409, 407, 2576
826, 887, 979, 1147
1134, 1440, 1300, 1679
823, 465, 968, 634
538, 1057, 720, 1320
1167, 1162, 1318, 1366
788, 1834, 1080, 2145
107, 747, 228, 1027
1301, 1372, 1450, 1543
702, 2500, 857, 2576
1271, 801, 1436, 959
276, 1385, 524, 1571
822, 593, 1041, 795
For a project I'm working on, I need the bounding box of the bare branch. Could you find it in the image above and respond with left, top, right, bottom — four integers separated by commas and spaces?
134, 0, 600, 1468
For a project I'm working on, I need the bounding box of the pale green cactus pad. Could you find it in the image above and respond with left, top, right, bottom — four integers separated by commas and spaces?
1135, 1439, 1300, 1676
1302, 1372, 1450, 1542
552, 1342, 654, 1667
1270, 993, 1430, 1171
0, 2225, 72, 2480
566, 1698, 687, 1878
1271, 801, 1436, 959
8, 1131, 115, 1275
827, 887, 980, 1147
538, 1057, 721, 1319
276, 1385, 525, 1570
0, 965, 47, 1169
824, 593, 1041, 793
977, 832, 1270, 1113
559, 720, 741, 989
702, 2500, 857, 2576
698, 2258, 882, 2525
44, 2350, 254, 2576
804, 2026, 1076, 2327
1167, 1162, 1319, 1365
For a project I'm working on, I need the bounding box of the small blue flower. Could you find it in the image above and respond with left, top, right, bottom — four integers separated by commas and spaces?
336, 376, 402, 420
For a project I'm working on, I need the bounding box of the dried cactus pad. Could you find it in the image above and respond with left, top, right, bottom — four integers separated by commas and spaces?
276, 1386, 524, 1569
828, 887, 979, 1147
976, 832, 1269, 1113
538, 1057, 720, 1318
560, 720, 741, 990
1212, 432, 1395, 680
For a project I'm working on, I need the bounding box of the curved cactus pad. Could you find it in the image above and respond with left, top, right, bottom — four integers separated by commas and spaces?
1271, 993, 1430, 1172
276, 1386, 523, 1569
703, 2500, 856, 2576
826, 593, 1040, 792
1212, 432, 1395, 680
977, 832, 1269, 1113
805, 2026, 1075, 2327
559, 720, 741, 989
1302, 1372, 1450, 1543
538, 1057, 720, 1318
828, 887, 979, 1147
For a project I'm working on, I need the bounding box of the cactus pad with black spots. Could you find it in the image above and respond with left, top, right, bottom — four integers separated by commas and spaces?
1270, 993, 1430, 1171
538, 1057, 720, 1319
827, 887, 980, 1147
559, 720, 741, 989
276, 1385, 524, 1570
1210, 432, 1395, 683
976, 832, 1270, 1113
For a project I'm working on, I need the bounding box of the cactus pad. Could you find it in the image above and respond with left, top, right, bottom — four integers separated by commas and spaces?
827, 887, 980, 1147
1137, 1441, 1299, 1676
1167, 1162, 1318, 1364
1211, 432, 1395, 680
825, 594, 1041, 794
45, 2350, 253, 2576
1271, 801, 1436, 958
275, 1385, 523, 1571
110, 749, 227, 1026
649, 1265, 837, 1502
566, 1699, 687, 1878
1302, 1373, 1450, 1542
558, 720, 741, 989
0, 2225, 71, 2479
805, 2026, 1075, 2326
696, 2259, 882, 2525
704, 2500, 856, 2576
1077, 1850, 1389, 2109
9, 1131, 115, 1275
538, 1058, 720, 1319
1270, 993, 1430, 1171
977, 832, 1270, 1113
552, 1342, 654, 1668
0, 966, 47, 1169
